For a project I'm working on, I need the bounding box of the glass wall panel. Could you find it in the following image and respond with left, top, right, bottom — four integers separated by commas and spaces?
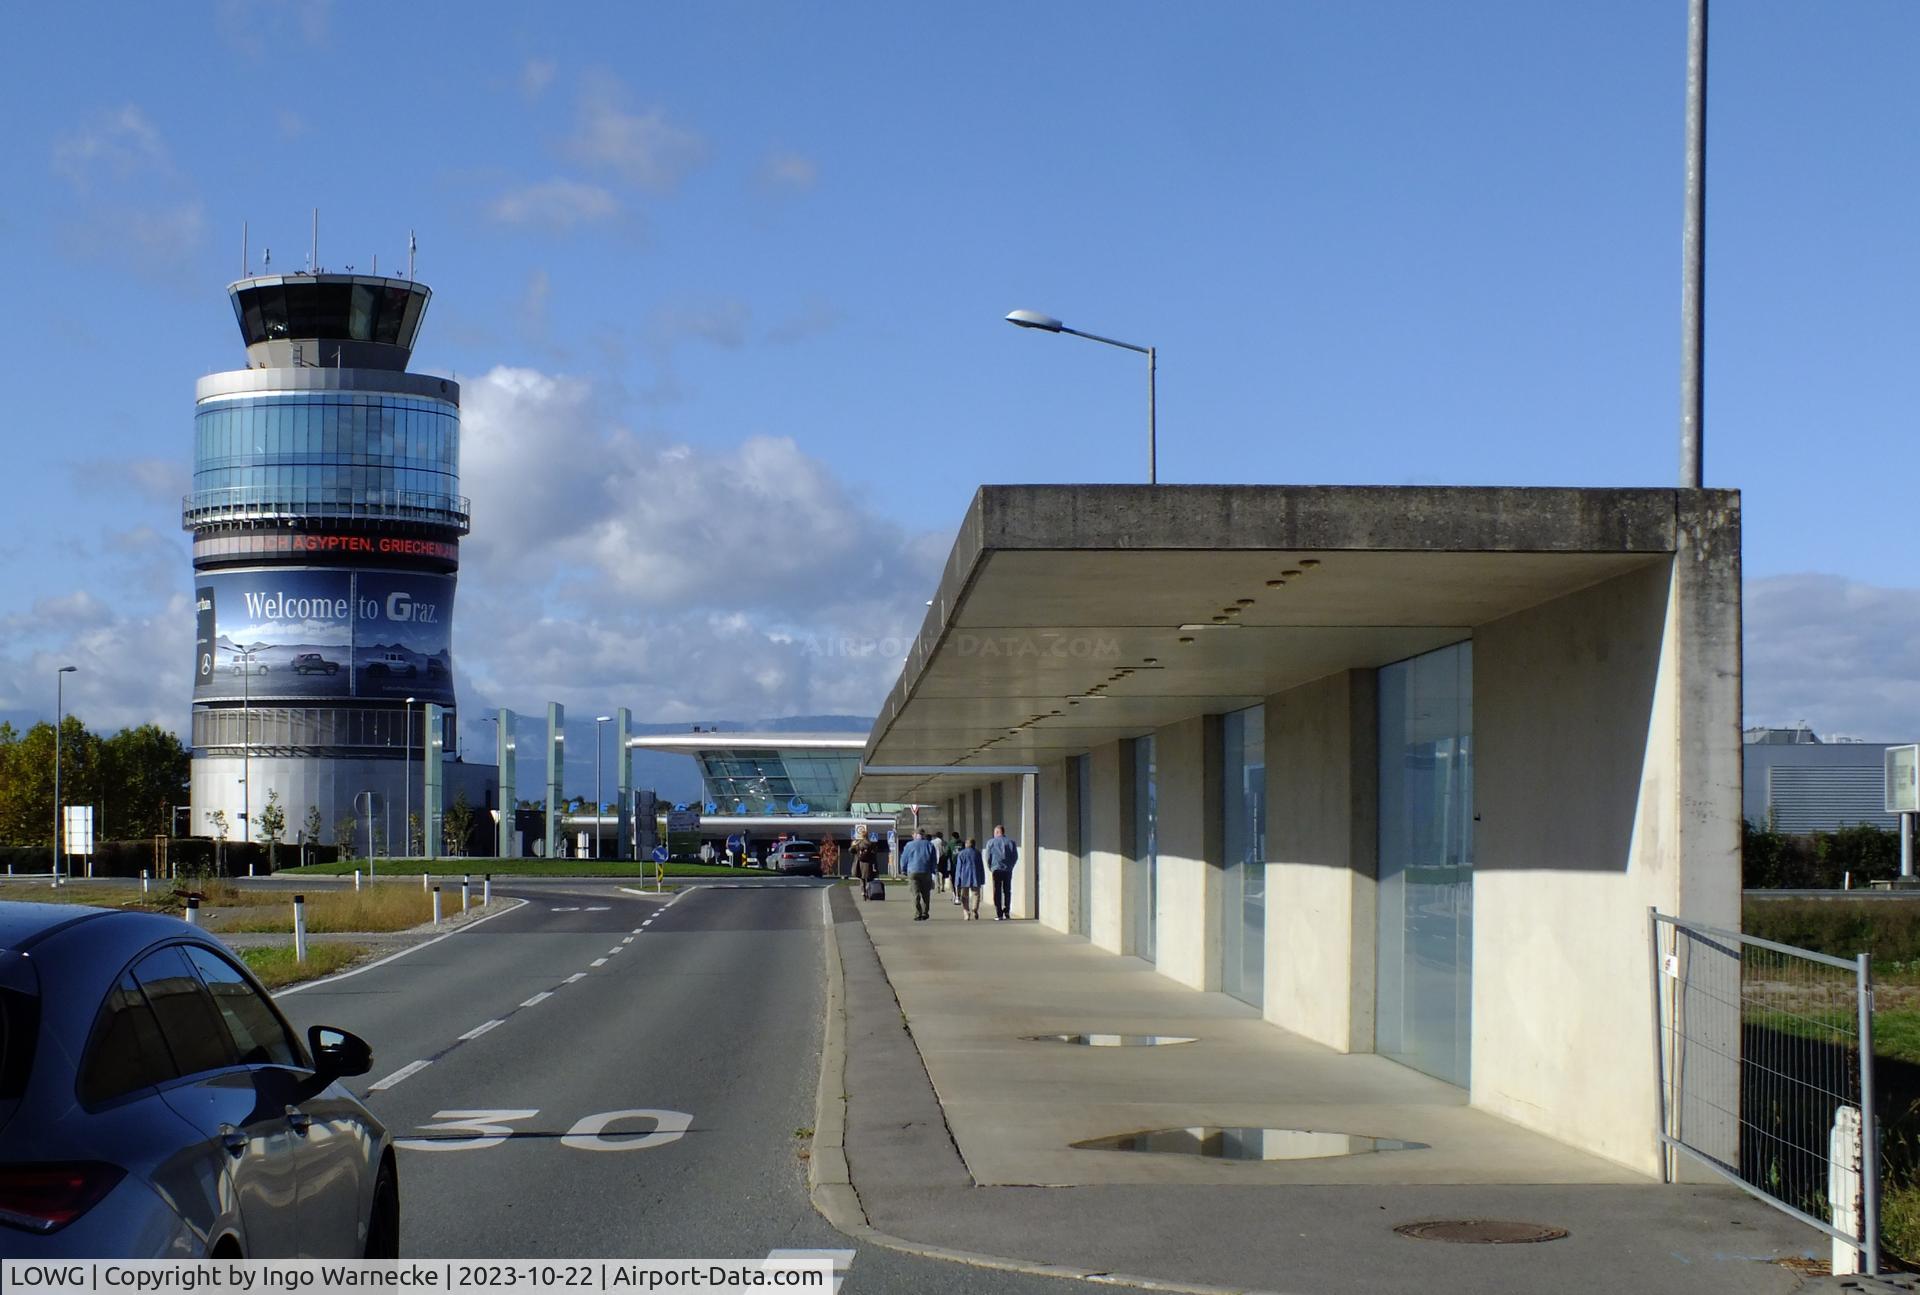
1221, 705, 1267, 1007
1071, 754, 1092, 937
1375, 641, 1474, 1088
1132, 735, 1157, 962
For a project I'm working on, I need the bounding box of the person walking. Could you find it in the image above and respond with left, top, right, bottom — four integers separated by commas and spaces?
932, 830, 951, 894
901, 830, 937, 920
852, 836, 877, 893
953, 836, 985, 920
985, 824, 1019, 920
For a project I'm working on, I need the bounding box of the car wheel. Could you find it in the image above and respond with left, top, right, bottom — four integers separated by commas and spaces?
364, 1156, 399, 1259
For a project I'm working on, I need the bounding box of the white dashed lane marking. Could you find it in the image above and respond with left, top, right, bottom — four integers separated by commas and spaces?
521, 991, 553, 1007
458, 1019, 504, 1041
564, 972, 587, 984
585, 906, 611, 911
369, 1059, 431, 1091
621, 937, 634, 944
590, 958, 608, 967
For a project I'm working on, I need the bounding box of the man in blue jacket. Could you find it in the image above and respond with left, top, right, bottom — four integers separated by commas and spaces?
901, 829, 938, 920
985, 825, 1019, 920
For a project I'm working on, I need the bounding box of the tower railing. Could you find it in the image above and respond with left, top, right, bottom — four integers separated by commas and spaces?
182, 485, 470, 532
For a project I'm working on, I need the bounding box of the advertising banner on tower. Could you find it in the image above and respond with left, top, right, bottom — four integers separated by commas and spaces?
192, 568, 455, 705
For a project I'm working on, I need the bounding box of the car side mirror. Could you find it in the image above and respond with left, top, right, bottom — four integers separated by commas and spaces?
308, 1025, 373, 1080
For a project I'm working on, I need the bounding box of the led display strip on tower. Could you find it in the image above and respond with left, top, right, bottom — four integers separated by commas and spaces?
192, 568, 455, 705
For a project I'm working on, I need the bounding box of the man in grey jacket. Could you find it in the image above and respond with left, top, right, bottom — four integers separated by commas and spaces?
985, 825, 1019, 920
901, 830, 938, 920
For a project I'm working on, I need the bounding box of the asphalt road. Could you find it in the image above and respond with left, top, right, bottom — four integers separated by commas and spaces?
278, 880, 1080, 1293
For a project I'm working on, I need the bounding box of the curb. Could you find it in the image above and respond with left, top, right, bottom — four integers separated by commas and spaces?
806, 883, 1299, 1295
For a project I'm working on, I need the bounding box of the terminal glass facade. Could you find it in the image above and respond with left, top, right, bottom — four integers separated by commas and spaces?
1375, 641, 1474, 1087
1221, 705, 1267, 1007
695, 748, 860, 815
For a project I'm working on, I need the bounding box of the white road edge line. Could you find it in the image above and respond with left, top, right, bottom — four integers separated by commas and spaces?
563, 972, 587, 984
275, 897, 530, 999
590, 958, 608, 967
368, 1059, 430, 1091
521, 991, 553, 1007
458, 1019, 504, 1041
617, 887, 671, 901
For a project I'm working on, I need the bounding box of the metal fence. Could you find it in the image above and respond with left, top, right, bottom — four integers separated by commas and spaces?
1650, 910, 1879, 1274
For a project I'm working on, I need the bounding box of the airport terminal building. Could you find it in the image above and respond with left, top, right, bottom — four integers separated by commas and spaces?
185, 271, 491, 851
854, 484, 1740, 1173
627, 733, 899, 851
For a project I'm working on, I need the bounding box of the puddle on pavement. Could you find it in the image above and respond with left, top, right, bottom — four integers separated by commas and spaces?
1072, 1126, 1429, 1160
1025, 1033, 1198, 1047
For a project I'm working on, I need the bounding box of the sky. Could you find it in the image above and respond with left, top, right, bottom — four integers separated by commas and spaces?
1, 0, 1916, 773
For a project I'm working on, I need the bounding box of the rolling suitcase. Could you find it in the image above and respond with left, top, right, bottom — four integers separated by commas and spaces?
864, 877, 885, 901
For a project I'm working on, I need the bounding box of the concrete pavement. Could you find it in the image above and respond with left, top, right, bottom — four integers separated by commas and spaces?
819, 882, 1826, 1293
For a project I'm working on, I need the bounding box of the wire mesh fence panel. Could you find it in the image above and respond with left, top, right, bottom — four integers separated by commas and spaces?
1651, 910, 1878, 1274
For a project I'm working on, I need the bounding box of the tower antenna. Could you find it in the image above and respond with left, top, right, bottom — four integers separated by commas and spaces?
408, 229, 416, 279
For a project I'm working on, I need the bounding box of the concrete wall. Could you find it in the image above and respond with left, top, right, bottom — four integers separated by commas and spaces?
1152, 715, 1222, 990
1264, 671, 1378, 1053
1038, 761, 1072, 930
1471, 521, 1740, 1175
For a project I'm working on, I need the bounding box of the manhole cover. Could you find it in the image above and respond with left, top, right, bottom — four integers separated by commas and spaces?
1026, 1033, 1197, 1047
1393, 1220, 1568, 1244
1073, 1127, 1428, 1160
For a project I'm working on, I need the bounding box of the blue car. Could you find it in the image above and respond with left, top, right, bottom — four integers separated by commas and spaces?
0, 902, 395, 1257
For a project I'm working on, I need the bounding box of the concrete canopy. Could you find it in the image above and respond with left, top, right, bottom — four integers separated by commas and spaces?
854, 485, 1721, 804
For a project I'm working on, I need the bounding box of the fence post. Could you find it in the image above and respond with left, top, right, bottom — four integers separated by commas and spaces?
293, 895, 308, 964
354, 869, 362, 891
462, 874, 470, 912
141, 868, 150, 895
483, 874, 492, 906
422, 871, 429, 891
185, 895, 199, 927
432, 886, 442, 926
1858, 951, 1880, 1276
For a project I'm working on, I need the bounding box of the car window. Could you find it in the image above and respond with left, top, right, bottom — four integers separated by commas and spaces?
182, 946, 299, 1067
133, 947, 238, 1077
77, 972, 177, 1106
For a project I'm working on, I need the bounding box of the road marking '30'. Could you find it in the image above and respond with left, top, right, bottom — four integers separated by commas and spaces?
395, 1108, 693, 1153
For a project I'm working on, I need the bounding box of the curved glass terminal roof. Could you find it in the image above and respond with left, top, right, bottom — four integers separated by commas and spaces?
229, 275, 431, 351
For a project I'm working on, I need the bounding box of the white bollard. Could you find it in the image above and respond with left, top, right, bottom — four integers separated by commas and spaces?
248, 862, 255, 878
293, 894, 308, 964
432, 886, 442, 926
483, 874, 492, 906
184, 896, 199, 927
422, 871, 429, 892
354, 869, 362, 891
462, 875, 470, 912
141, 869, 150, 894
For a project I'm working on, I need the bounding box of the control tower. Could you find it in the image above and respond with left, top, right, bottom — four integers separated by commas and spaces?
184, 270, 482, 855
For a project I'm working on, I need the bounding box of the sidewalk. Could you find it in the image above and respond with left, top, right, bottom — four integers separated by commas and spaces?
815, 883, 1828, 1294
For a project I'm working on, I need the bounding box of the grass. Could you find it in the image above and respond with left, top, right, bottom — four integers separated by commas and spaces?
240, 942, 368, 990
209, 885, 444, 934
278, 858, 761, 878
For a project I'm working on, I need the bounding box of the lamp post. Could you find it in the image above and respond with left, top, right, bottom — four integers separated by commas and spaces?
404, 696, 417, 858
52, 666, 76, 878
594, 715, 613, 860
1006, 309, 1157, 484
240, 649, 251, 844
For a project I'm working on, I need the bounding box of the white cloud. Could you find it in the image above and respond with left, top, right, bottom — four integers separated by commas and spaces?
80, 456, 190, 505
487, 179, 619, 231
759, 151, 818, 191
52, 105, 170, 189
0, 593, 195, 736
1745, 573, 1920, 740
521, 57, 557, 101
563, 77, 706, 192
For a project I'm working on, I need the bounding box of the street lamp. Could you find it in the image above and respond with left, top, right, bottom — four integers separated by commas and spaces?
594, 716, 613, 860
1005, 309, 1158, 484
404, 697, 417, 858
52, 666, 76, 878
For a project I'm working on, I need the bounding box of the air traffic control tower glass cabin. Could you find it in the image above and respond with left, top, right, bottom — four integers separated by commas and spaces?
184, 272, 471, 852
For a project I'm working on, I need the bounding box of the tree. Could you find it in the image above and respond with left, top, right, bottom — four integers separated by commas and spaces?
443, 792, 475, 857
257, 789, 285, 869
333, 813, 360, 857
208, 810, 229, 873
96, 724, 189, 840
407, 812, 423, 857
301, 805, 323, 866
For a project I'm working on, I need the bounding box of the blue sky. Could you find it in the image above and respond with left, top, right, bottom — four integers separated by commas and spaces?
2, 0, 1916, 757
